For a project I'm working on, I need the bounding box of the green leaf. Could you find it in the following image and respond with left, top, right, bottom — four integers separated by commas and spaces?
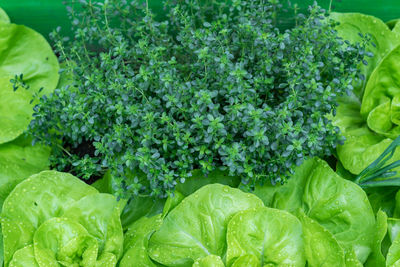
332, 90, 400, 175
364, 210, 388, 267
230, 255, 260, 267
148, 184, 264, 266
387, 218, 400, 243
366, 188, 397, 217
1, 171, 98, 266
120, 196, 165, 230
162, 191, 185, 217
33, 217, 101, 267
255, 158, 376, 264
367, 100, 400, 139
0, 135, 50, 212
226, 207, 305, 266
91, 170, 113, 194
298, 212, 346, 266
337, 127, 400, 175
192, 255, 225, 267
120, 215, 163, 267
0, 22, 59, 144
393, 191, 400, 218
175, 169, 241, 197
61, 193, 124, 260
336, 160, 356, 180
361, 45, 400, 121
387, 224, 400, 266
330, 12, 398, 97
8, 245, 38, 267
394, 22, 400, 36
0, 7, 10, 23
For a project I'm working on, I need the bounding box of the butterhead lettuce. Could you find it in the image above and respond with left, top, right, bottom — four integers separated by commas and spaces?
1, 171, 124, 267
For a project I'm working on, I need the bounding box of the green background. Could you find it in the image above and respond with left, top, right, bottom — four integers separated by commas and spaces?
1, 0, 400, 40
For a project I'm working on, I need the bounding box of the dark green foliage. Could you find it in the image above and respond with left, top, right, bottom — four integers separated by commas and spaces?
29, 0, 366, 198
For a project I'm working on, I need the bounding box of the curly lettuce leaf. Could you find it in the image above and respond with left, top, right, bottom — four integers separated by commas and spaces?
148, 184, 264, 266
226, 207, 305, 266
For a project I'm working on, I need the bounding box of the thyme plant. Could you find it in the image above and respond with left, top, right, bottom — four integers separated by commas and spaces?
29, 0, 367, 197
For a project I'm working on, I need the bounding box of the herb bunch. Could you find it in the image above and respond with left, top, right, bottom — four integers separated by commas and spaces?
29, 0, 366, 198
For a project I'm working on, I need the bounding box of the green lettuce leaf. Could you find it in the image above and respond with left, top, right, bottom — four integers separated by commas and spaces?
366, 188, 397, 217
119, 215, 162, 267
0, 8, 10, 23
0, 136, 50, 267
226, 207, 305, 266
298, 212, 346, 266
394, 20, 400, 36
148, 184, 264, 266
61, 193, 124, 260
361, 45, 400, 136
1, 171, 124, 267
192, 255, 225, 267
330, 13, 398, 97
0, 22, 59, 144
33, 217, 101, 267
230, 255, 260, 267
0, 135, 50, 211
332, 90, 400, 175
254, 158, 376, 264
387, 221, 400, 266
364, 210, 388, 267
8, 245, 38, 267
174, 169, 241, 197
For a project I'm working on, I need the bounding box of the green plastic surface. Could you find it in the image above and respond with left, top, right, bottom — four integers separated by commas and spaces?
1, 0, 400, 39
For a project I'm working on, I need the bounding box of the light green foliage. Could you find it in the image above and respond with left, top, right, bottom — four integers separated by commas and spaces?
8, 246, 38, 267
192, 255, 225, 267
1, 171, 123, 267
330, 13, 397, 97
148, 184, 264, 266
0, 136, 50, 266
387, 228, 400, 266
393, 21, 400, 36
0, 22, 59, 144
0, 136, 50, 211
365, 210, 387, 267
298, 213, 346, 266
254, 158, 376, 264
362, 46, 400, 136
119, 215, 163, 267
331, 13, 400, 177
0, 7, 10, 23
230, 255, 260, 267
226, 207, 305, 266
